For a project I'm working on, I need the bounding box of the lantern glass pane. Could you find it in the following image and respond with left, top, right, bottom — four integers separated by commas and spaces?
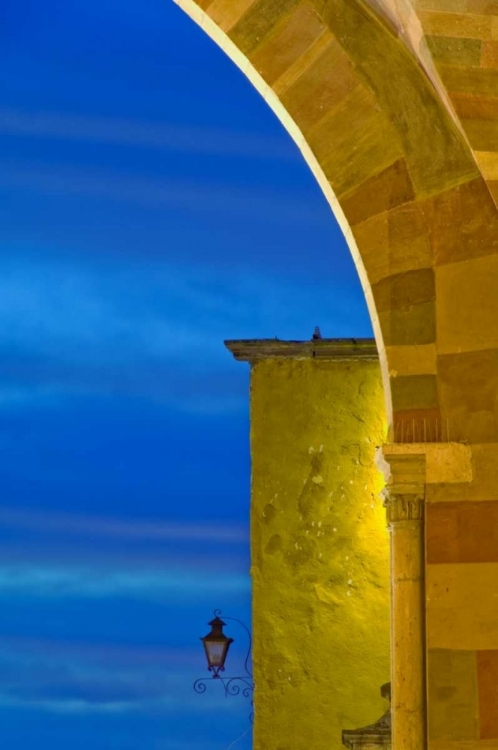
206, 641, 226, 667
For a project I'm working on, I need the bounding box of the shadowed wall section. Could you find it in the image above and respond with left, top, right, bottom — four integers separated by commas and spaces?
175, 1, 498, 747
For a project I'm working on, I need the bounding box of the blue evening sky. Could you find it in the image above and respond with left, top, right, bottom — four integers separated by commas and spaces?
0, 1, 372, 748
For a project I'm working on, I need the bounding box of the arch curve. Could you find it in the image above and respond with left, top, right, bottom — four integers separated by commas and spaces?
176, 0, 498, 444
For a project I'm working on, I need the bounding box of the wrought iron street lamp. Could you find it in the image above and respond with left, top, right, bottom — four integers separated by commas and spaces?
200, 614, 234, 677
194, 609, 254, 722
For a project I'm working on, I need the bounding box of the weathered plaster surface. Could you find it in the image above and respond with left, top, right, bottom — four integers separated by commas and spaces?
250, 358, 389, 750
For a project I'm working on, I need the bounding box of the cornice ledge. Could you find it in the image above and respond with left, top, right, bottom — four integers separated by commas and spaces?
380, 442, 472, 485
224, 338, 378, 363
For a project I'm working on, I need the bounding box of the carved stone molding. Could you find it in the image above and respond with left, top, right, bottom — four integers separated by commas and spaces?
383, 492, 425, 524
342, 683, 392, 750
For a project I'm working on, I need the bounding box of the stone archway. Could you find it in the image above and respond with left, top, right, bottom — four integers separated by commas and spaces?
175, 2, 498, 748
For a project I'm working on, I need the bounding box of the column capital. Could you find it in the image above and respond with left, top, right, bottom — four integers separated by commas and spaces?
383, 492, 425, 523
376, 446, 426, 525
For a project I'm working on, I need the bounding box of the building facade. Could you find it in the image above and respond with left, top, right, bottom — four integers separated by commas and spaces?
176, 1, 498, 747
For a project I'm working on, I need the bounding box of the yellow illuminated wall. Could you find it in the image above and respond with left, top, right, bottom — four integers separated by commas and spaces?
249, 354, 390, 750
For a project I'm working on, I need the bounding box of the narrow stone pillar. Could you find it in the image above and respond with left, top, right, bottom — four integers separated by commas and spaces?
381, 448, 426, 750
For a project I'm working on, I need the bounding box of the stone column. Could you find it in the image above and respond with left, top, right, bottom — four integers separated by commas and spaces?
381, 449, 426, 750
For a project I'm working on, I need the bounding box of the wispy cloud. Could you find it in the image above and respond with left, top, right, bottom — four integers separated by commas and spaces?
0, 672, 234, 717
0, 636, 201, 669
0, 637, 248, 717
0, 247, 363, 350
0, 245, 368, 411
0, 562, 249, 600
0, 158, 325, 223
0, 691, 245, 717
0, 107, 297, 162
0, 695, 154, 715
0, 506, 250, 599
0, 506, 247, 544
0, 635, 199, 669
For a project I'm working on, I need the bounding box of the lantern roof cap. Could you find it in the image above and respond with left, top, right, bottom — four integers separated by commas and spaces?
208, 615, 227, 627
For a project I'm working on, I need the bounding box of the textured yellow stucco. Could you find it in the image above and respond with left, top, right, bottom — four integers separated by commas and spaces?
249, 357, 390, 750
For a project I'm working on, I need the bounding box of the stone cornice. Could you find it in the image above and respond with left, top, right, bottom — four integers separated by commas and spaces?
381, 442, 472, 484
224, 338, 378, 363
